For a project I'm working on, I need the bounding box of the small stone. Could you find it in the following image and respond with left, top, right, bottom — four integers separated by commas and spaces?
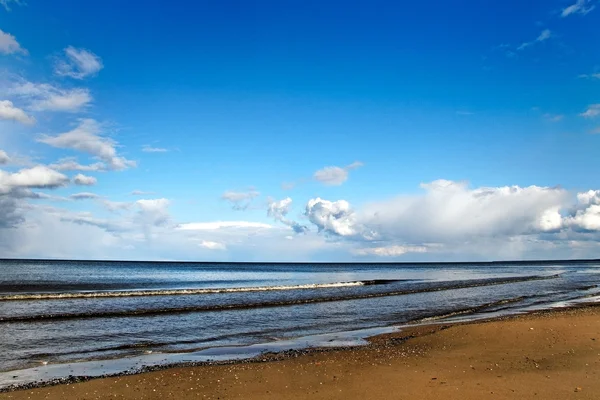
575, 387, 582, 392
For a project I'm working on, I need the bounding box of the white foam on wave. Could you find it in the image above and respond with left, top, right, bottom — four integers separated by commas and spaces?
0, 281, 366, 301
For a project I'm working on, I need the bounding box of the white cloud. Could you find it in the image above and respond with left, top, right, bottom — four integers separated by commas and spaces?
38, 119, 136, 170
313, 161, 363, 186
141, 145, 168, 153
580, 104, 600, 118
221, 189, 260, 210
177, 221, 272, 231
0, 100, 35, 125
73, 173, 97, 186
0, 165, 69, 194
267, 197, 308, 233
4, 178, 600, 261
305, 197, 361, 237
102, 199, 133, 212
518, 29, 551, 51
69, 192, 100, 200
136, 198, 171, 227
0, 150, 9, 164
352, 245, 428, 257
0, 29, 26, 55
199, 240, 227, 250
562, 0, 595, 17
9, 80, 92, 113
54, 46, 103, 79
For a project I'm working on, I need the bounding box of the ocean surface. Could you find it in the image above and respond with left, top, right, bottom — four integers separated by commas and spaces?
1, 259, 600, 388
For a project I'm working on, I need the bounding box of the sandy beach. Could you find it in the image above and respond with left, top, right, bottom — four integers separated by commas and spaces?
1, 305, 599, 399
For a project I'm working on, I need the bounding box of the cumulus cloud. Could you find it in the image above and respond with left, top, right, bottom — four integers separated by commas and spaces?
0, 29, 27, 55
54, 46, 103, 79
141, 145, 168, 153
305, 197, 361, 237
9, 80, 92, 113
562, 0, 595, 17
267, 197, 308, 233
221, 189, 260, 210
517, 29, 551, 51
38, 119, 136, 170
73, 173, 97, 186
313, 161, 363, 186
69, 192, 100, 200
359, 180, 570, 242
0, 165, 69, 194
580, 104, 600, 118
0, 100, 35, 125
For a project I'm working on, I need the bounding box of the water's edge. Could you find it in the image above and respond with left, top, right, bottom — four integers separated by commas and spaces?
2, 296, 599, 393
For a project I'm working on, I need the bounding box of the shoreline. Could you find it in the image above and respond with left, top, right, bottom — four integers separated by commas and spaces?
1, 302, 600, 397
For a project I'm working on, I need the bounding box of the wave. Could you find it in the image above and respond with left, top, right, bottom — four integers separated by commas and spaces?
0, 280, 393, 301
0, 274, 560, 323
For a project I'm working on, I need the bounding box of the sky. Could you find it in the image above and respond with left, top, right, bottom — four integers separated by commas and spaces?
0, 0, 599, 262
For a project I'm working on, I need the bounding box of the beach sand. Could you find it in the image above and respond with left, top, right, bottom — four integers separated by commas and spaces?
1, 306, 599, 399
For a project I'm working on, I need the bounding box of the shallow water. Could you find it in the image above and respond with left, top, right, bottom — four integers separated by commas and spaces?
0, 259, 599, 388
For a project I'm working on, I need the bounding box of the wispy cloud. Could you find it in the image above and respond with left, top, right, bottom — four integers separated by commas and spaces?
313, 161, 363, 186
543, 113, 564, 122
131, 190, 155, 196
267, 197, 308, 233
578, 72, 600, 79
590, 127, 600, 134
0, 100, 35, 125
49, 158, 106, 172
69, 192, 100, 200
177, 221, 272, 231
141, 145, 168, 153
517, 29, 552, 51
562, 0, 595, 17
221, 189, 260, 210
0, 0, 24, 11
0, 28, 27, 55
38, 119, 136, 171
54, 47, 104, 80
580, 104, 600, 118
9, 80, 92, 113
352, 245, 427, 257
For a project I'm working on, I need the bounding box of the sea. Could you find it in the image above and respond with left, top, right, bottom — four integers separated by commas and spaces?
1, 259, 600, 389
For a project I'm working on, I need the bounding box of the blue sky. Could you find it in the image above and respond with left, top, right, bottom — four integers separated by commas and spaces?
0, 0, 599, 261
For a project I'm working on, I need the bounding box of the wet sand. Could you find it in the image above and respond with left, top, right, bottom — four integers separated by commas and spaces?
1, 305, 599, 399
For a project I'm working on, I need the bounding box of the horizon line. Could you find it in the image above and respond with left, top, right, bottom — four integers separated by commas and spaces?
1, 258, 599, 265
